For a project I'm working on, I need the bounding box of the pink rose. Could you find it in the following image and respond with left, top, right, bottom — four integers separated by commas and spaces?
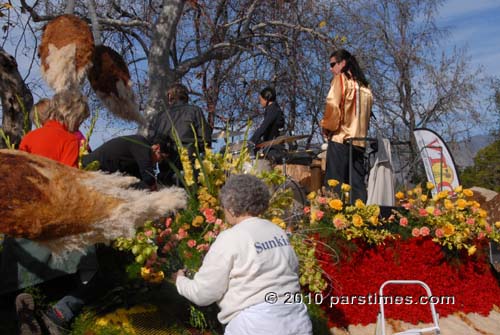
176, 228, 188, 240
485, 224, 492, 233
399, 217, 408, 227
402, 203, 412, 210
160, 228, 172, 237
316, 210, 324, 220
202, 208, 217, 223
420, 226, 430, 236
204, 231, 216, 242
435, 228, 444, 238
478, 232, 485, 240
433, 208, 442, 216
418, 208, 428, 217
162, 243, 172, 253
215, 218, 222, 226
333, 218, 345, 229
165, 217, 172, 227
144, 230, 153, 237
187, 239, 197, 248
303, 206, 311, 214
412, 228, 420, 237
196, 243, 210, 252
317, 197, 327, 205
466, 218, 475, 225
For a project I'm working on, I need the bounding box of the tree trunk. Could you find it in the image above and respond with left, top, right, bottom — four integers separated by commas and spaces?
0, 47, 33, 148
144, 0, 186, 123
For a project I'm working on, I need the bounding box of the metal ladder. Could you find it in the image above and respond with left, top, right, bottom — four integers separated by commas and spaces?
375, 280, 441, 335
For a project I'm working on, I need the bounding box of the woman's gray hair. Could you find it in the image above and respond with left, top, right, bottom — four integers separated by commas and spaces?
219, 174, 270, 217
48, 91, 89, 132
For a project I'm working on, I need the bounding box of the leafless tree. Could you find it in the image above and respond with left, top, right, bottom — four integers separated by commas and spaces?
1, 0, 336, 148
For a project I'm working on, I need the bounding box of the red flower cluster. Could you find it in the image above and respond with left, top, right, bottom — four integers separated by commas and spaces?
318, 237, 500, 327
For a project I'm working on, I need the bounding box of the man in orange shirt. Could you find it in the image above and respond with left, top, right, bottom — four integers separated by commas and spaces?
19, 92, 89, 168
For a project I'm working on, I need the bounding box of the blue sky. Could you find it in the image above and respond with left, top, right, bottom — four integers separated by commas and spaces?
436, 0, 500, 78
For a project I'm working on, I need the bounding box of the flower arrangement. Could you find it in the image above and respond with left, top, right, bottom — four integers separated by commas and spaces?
114, 137, 326, 295
393, 183, 500, 255
302, 180, 392, 245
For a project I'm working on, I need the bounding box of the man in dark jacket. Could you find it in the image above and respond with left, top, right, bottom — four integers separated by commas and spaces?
148, 83, 212, 185
249, 86, 285, 163
82, 135, 167, 190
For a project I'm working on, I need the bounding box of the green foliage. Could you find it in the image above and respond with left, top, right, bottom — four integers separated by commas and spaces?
307, 303, 331, 335
460, 140, 500, 192
22, 286, 49, 311
189, 305, 207, 331
0, 129, 15, 149
71, 311, 134, 335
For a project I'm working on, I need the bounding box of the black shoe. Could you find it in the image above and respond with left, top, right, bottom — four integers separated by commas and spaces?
15, 293, 42, 335
41, 308, 70, 335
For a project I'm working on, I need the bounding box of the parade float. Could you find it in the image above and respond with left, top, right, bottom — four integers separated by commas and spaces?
0, 9, 498, 335
40, 141, 497, 335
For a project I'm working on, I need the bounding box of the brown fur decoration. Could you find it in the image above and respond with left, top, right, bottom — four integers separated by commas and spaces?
0, 150, 186, 254
39, 14, 94, 92
471, 187, 499, 224
88, 45, 144, 124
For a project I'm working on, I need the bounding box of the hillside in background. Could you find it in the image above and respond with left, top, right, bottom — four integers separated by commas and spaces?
448, 135, 496, 169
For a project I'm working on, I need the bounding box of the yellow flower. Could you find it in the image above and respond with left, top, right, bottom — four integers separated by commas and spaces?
438, 190, 449, 200
307, 192, 317, 200
271, 217, 287, 229
444, 199, 453, 210
192, 215, 204, 227
369, 216, 379, 226
495, 221, 500, 229
478, 209, 487, 218
352, 214, 363, 227
341, 183, 351, 192
327, 179, 340, 187
425, 206, 435, 215
463, 189, 474, 197
202, 159, 214, 174
407, 190, 413, 196
355, 199, 365, 208
395, 191, 405, 200
420, 195, 428, 202
455, 199, 467, 210
328, 199, 343, 211
454, 185, 463, 193
414, 186, 422, 195
443, 223, 455, 237
426, 182, 435, 190
467, 245, 477, 256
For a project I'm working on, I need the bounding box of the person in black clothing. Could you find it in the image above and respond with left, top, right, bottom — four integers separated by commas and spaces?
148, 83, 212, 185
82, 134, 167, 190
249, 86, 285, 163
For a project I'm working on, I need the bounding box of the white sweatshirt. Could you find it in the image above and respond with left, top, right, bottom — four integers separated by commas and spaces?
176, 217, 301, 324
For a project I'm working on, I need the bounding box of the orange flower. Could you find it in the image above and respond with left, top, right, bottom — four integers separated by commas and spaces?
192, 215, 204, 227
352, 214, 363, 227
329, 199, 343, 211
455, 199, 467, 210
443, 223, 455, 237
